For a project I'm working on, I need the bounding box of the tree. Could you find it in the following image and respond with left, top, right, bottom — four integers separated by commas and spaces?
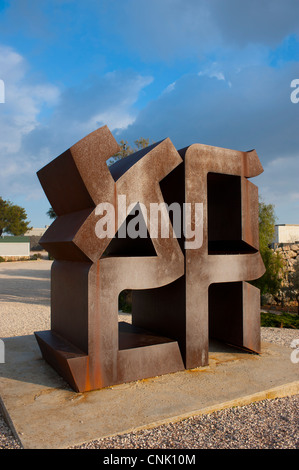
259, 201, 276, 253
252, 200, 284, 297
285, 260, 299, 314
134, 137, 150, 150
0, 197, 31, 236
47, 207, 56, 219
109, 140, 133, 164
108, 137, 152, 166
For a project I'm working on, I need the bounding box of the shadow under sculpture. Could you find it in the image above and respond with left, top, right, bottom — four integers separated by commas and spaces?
34, 125, 265, 392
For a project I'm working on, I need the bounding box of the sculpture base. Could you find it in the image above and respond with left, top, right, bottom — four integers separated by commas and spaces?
1, 335, 297, 449
35, 322, 185, 392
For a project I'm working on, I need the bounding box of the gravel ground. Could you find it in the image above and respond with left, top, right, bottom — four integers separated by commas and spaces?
71, 395, 299, 449
0, 412, 22, 449
0, 260, 298, 450
0, 260, 51, 338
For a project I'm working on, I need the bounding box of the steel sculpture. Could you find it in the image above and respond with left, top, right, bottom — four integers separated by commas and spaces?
35, 125, 265, 392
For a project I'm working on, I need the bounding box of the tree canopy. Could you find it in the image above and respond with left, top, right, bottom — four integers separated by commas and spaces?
108, 137, 152, 165
47, 207, 56, 219
0, 197, 31, 236
259, 201, 276, 252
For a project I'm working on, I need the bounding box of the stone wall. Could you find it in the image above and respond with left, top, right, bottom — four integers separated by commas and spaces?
272, 242, 299, 274
28, 235, 43, 251
264, 242, 299, 310
0, 255, 30, 262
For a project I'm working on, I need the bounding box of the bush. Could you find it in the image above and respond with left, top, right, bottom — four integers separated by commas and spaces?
0, 256, 5, 262
119, 290, 132, 312
261, 311, 299, 329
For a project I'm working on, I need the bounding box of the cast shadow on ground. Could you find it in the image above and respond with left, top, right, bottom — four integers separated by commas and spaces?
0, 268, 51, 280
0, 335, 73, 391
0, 333, 251, 392
0, 278, 50, 306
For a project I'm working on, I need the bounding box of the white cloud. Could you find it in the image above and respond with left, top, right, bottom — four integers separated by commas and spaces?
97, 0, 299, 62
0, 47, 154, 202
115, 62, 299, 223
256, 155, 299, 224
22, 71, 154, 160
0, 0, 298, 226
198, 64, 226, 82
163, 81, 176, 94
0, 45, 60, 198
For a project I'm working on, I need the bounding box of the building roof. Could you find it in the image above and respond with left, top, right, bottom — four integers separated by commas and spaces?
24, 227, 48, 236
0, 236, 30, 243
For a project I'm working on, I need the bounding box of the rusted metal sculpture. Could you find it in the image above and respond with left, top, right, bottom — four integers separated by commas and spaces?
35, 125, 265, 392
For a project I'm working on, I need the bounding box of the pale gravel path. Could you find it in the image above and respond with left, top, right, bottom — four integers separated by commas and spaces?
72, 395, 299, 449
0, 260, 298, 449
0, 260, 51, 338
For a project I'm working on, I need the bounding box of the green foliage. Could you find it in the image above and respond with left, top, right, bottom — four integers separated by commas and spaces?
134, 137, 150, 150
119, 290, 132, 313
254, 247, 284, 296
0, 197, 31, 236
251, 200, 284, 296
110, 139, 133, 164
109, 137, 152, 166
0, 256, 31, 263
258, 201, 276, 251
47, 207, 56, 219
261, 311, 299, 329
30, 253, 42, 260
288, 259, 299, 295
285, 259, 299, 314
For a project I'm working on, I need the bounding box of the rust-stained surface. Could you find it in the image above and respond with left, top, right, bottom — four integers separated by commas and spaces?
184, 144, 265, 368
35, 126, 265, 392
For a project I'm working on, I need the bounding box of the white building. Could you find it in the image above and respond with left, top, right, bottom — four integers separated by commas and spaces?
273, 224, 299, 244
24, 226, 49, 237
0, 236, 30, 259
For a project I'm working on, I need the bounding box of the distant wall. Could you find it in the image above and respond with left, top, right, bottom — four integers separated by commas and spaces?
28, 235, 43, 251
0, 236, 30, 258
264, 242, 299, 308
24, 227, 48, 252
274, 225, 299, 244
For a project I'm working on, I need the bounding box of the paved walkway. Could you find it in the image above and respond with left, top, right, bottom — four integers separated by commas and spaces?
0, 260, 52, 338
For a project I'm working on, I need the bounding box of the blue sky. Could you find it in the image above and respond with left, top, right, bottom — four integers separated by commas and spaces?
0, 0, 298, 228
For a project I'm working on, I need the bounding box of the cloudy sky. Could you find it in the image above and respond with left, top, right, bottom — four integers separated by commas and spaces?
0, 0, 298, 227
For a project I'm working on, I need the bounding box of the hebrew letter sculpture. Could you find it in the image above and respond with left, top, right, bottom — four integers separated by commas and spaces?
35, 125, 265, 392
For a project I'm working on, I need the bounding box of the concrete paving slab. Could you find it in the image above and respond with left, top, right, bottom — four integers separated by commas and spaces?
0, 334, 298, 449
